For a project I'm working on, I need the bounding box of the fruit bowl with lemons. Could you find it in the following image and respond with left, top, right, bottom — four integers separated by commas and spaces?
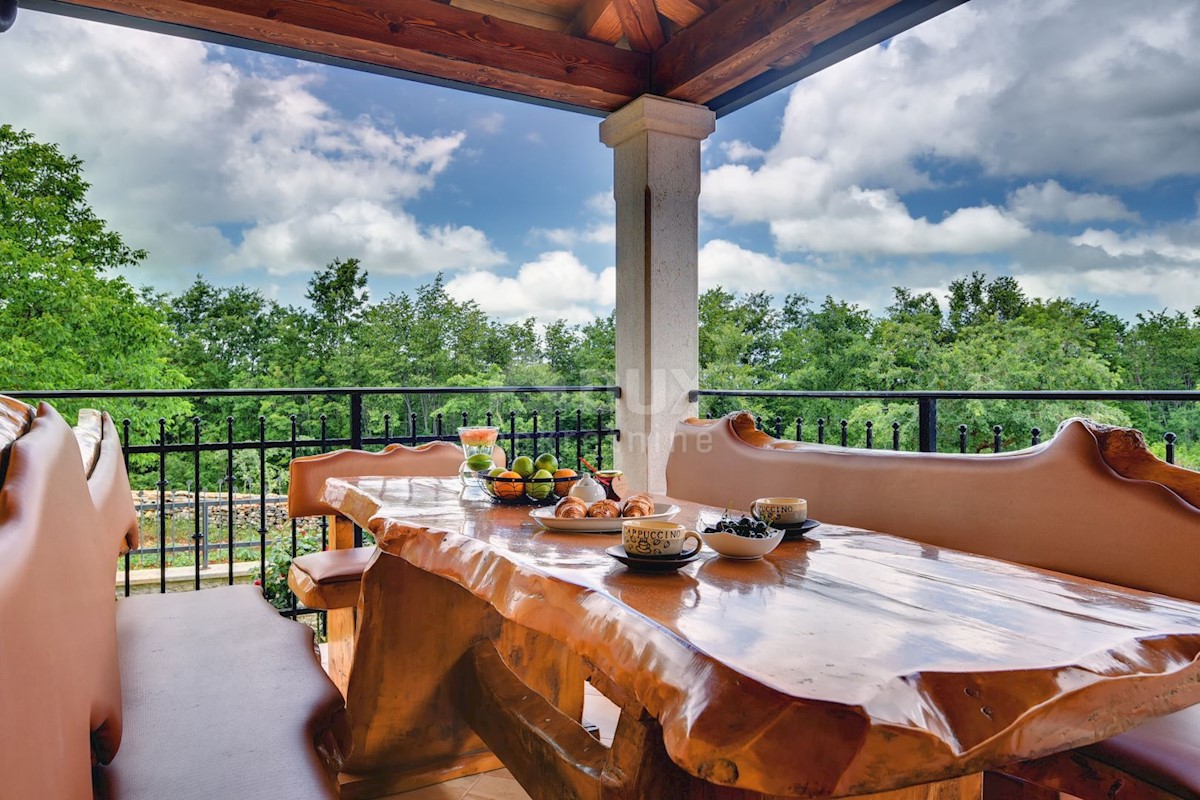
479, 452, 581, 505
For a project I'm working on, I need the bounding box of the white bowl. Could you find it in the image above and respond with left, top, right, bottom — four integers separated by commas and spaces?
699, 527, 785, 560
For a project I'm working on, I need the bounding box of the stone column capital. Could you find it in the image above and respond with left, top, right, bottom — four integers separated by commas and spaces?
600, 95, 716, 149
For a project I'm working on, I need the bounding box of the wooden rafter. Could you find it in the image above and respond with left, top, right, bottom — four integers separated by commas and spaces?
569, 0, 622, 44
655, 0, 708, 27
51, 0, 649, 111
611, 0, 664, 52
653, 0, 904, 104
449, 0, 569, 32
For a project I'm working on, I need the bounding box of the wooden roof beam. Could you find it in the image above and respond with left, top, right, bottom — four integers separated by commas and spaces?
45, 0, 649, 112
653, 0, 904, 104
569, 0, 622, 44
611, 0, 664, 52
655, 0, 708, 28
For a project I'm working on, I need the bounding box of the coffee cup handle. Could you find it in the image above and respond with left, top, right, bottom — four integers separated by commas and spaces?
680, 531, 703, 558
750, 500, 761, 519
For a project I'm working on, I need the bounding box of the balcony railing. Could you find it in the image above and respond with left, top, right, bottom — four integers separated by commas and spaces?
5, 386, 620, 621
690, 389, 1199, 463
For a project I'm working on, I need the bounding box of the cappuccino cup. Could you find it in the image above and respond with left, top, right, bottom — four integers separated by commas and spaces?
622, 520, 703, 558
751, 497, 808, 525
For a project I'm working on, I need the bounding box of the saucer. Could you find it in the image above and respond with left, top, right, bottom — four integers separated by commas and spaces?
605, 544, 701, 573
773, 518, 821, 540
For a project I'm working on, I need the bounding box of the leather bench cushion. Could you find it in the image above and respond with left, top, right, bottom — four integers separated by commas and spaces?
1082, 706, 1200, 800
87, 411, 140, 557
290, 546, 375, 609
0, 395, 34, 486
98, 586, 348, 800
0, 402, 123, 800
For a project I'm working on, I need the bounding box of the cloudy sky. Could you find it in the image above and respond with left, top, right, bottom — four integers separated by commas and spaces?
2, 0, 1199, 323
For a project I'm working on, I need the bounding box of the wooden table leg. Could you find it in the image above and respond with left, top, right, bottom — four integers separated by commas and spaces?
459, 637, 984, 800
335, 554, 583, 800
326, 515, 358, 697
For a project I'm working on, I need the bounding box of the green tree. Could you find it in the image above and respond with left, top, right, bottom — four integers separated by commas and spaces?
0, 126, 187, 443
0, 124, 145, 269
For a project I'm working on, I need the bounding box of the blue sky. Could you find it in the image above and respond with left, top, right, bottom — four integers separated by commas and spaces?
2, 0, 1199, 323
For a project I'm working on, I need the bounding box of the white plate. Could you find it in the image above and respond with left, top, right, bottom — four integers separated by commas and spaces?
530, 503, 681, 533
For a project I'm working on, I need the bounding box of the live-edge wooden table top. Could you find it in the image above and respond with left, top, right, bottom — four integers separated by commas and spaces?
322, 476, 1200, 798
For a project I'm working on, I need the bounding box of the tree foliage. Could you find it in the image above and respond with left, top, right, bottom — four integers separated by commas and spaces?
2, 125, 1198, 481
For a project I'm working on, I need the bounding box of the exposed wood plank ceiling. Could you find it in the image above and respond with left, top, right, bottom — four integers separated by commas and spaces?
24, 0, 969, 116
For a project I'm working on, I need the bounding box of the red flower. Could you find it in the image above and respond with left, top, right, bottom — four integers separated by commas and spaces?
253, 579, 262, 586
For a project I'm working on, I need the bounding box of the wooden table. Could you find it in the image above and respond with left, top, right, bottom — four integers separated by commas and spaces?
322, 477, 1200, 800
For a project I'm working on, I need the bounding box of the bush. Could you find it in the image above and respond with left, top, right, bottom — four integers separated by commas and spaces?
255, 529, 322, 610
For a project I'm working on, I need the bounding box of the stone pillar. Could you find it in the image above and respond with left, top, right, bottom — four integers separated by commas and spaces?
600, 95, 715, 494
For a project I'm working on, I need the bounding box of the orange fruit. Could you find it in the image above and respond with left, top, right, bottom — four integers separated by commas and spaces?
494, 470, 524, 500
552, 468, 579, 492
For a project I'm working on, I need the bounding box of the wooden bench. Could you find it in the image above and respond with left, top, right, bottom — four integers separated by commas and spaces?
0, 398, 349, 799
667, 411, 1200, 800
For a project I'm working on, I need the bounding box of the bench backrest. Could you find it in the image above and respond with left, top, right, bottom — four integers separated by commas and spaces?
0, 395, 35, 487
0, 402, 124, 799
288, 441, 506, 519
82, 410, 141, 558
667, 412, 1200, 602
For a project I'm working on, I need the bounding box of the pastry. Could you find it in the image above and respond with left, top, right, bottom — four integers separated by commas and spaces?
586, 499, 620, 518
554, 496, 587, 519
621, 495, 654, 517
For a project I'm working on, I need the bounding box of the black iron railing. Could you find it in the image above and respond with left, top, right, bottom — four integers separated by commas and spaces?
6, 386, 620, 620
689, 389, 1199, 463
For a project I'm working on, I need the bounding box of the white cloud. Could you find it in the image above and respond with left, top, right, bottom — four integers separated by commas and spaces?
772, 189, 1029, 255
473, 112, 505, 135
700, 0, 1200, 274
1071, 227, 1200, 264
0, 11, 500, 285
529, 189, 616, 247
445, 252, 615, 324
530, 223, 616, 248
234, 199, 504, 275
1007, 181, 1138, 224
698, 240, 827, 294
720, 140, 766, 163
1016, 266, 1200, 312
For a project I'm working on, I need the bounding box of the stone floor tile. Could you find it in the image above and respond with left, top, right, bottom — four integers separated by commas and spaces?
462, 772, 531, 800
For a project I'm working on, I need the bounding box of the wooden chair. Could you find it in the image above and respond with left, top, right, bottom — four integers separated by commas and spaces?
668, 412, 1200, 800
287, 441, 505, 695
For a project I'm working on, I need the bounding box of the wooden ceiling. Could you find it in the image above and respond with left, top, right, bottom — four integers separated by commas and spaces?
23, 0, 967, 116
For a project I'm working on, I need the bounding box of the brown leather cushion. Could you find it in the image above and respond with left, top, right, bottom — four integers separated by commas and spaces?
97, 586, 348, 800
290, 546, 376, 609
74, 408, 103, 478
86, 411, 140, 557
1082, 706, 1200, 799
288, 441, 505, 518
0, 394, 34, 487
0, 402, 123, 798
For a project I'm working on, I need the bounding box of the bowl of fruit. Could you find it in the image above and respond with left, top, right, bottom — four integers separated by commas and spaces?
479, 452, 581, 505
699, 512, 785, 559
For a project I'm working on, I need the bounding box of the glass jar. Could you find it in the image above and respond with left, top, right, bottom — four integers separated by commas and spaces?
457, 426, 499, 487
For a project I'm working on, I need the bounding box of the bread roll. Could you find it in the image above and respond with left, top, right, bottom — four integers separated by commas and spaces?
554, 496, 588, 519
586, 499, 620, 518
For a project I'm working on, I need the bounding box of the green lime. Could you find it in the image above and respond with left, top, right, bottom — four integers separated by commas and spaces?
511, 455, 535, 479
526, 469, 554, 500
466, 453, 494, 471
484, 467, 506, 497
534, 453, 558, 473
